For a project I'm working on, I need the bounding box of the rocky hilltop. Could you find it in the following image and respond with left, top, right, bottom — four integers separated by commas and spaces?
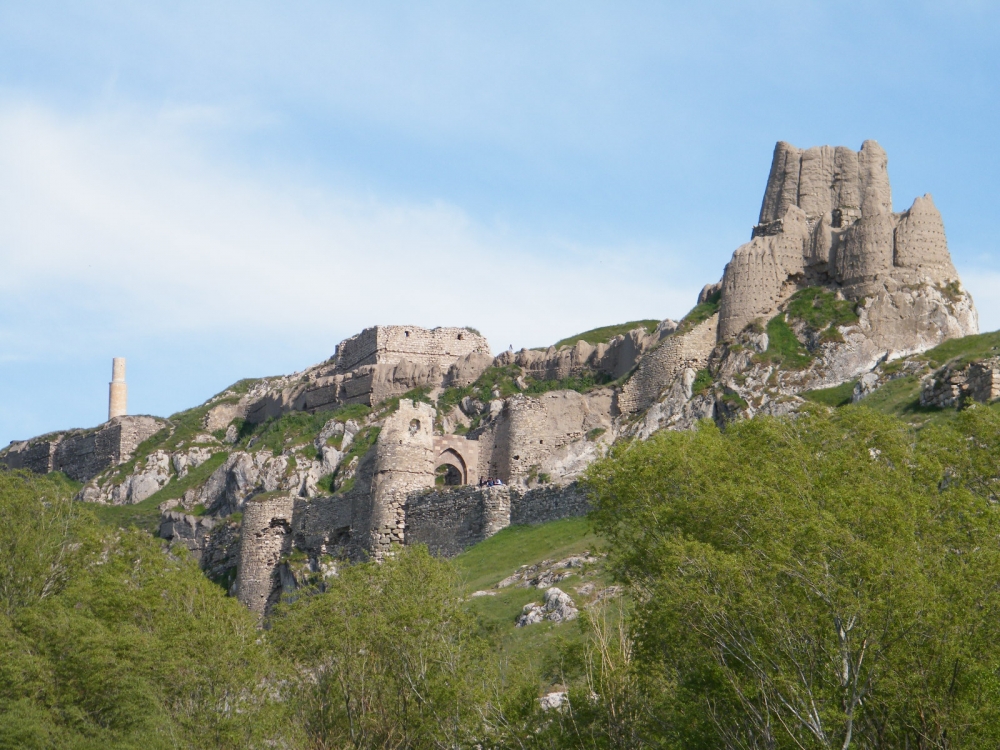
1, 140, 981, 615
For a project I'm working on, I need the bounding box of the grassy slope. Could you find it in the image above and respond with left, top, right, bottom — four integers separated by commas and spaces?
553, 320, 659, 350
802, 330, 1000, 427
453, 516, 607, 680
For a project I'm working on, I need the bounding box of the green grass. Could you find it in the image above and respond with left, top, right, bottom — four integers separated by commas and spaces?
553, 320, 660, 350
786, 286, 859, 331
691, 368, 713, 396
802, 380, 857, 408
454, 516, 607, 681
452, 516, 598, 593
239, 401, 373, 455
920, 330, 1000, 368
322, 426, 381, 494
438, 365, 614, 422
757, 315, 813, 369
523, 370, 612, 395
93, 452, 229, 532
675, 293, 721, 335
372, 388, 433, 418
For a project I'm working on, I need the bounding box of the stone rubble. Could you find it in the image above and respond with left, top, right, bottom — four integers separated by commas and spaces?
516, 587, 579, 627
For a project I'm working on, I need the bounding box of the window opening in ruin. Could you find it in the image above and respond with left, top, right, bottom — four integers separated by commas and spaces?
457, 333, 464, 340
409, 419, 420, 435
405, 330, 410, 337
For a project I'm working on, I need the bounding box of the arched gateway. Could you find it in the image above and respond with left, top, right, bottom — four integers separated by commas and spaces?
431, 435, 480, 486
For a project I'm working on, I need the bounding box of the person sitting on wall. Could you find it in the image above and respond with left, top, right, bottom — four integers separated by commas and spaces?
478, 476, 485, 487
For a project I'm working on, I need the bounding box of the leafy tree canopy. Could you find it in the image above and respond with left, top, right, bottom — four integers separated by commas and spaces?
585, 406, 1000, 749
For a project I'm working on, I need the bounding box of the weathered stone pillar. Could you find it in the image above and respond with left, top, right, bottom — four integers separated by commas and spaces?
481, 485, 512, 538
108, 357, 127, 420
236, 493, 295, 617
369, 400, 436, 559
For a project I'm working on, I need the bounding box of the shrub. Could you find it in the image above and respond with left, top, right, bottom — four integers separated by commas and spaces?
691, 368, 713, 395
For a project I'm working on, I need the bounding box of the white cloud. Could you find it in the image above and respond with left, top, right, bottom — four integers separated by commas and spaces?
0, 102, 697, 363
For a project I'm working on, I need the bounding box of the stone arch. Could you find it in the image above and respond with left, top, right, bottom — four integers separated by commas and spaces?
435, 448, 467, 485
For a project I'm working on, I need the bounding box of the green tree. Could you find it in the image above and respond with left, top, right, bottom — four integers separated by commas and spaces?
0, 470, 291, 749
585, 407, 1000, 749
270, 545, 496, 749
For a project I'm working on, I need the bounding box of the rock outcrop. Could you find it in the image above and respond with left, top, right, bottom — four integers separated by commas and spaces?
718, 140, 972, 342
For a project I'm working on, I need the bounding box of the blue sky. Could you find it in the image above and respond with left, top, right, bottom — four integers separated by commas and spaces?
1, 2, 998, 446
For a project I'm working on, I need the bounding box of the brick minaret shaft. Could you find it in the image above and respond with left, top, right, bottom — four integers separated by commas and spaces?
108, 357, 127, 420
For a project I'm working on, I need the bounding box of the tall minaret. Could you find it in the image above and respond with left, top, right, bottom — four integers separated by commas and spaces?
108, 357, 127, 420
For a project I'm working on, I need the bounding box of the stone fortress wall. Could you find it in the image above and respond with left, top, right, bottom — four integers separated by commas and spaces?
617, 315, 719, 414
1, 415, 165, 482
236, 493, 295, 616
718, 140, 968, 341
8, 138, 981, 618
404, 482, 590, 557
334, 325, 489, 372
475, 390, 614, 483
245, 326, 493, 422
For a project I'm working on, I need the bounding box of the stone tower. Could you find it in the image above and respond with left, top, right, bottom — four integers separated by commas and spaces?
108, 358, 127, 420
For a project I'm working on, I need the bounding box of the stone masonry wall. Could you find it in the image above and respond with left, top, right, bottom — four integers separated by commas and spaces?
510, 482, 590, 526
477, 390, 613, 484
1, 415, 164, 482
921, 356, 1000, 409
236, 493, 295, 616
369, 400, 437, 557
404, 485, 512, 556
335, 325, 489, 373
617, 316, 719, 414
404, 482, 589, 557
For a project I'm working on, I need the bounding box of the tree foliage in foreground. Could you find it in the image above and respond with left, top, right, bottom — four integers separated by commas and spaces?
585, 406, 1000, 749
7, 404, 1000, 749
0, 470, 291, 750
270, 546, 500, 749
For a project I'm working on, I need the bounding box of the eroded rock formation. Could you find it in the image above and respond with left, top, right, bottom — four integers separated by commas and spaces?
719, 140, 971, 342
4, 138, 981, 618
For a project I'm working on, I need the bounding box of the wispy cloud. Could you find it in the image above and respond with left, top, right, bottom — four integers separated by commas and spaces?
0, 102, 697, 365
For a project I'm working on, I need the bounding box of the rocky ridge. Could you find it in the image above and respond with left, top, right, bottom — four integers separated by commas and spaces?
1, 139, 984, 616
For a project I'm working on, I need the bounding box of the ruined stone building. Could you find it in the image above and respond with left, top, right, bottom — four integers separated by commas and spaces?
1, 140, 980, 616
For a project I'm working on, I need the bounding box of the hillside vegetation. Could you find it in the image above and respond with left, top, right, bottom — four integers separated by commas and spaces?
6, 404, 1000, 747
553, 320, 659, 350
803, 329, 1000, 427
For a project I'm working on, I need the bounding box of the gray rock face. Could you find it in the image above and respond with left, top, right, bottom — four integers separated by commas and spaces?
516, 587, 579, 627
494, 322, 666, 383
